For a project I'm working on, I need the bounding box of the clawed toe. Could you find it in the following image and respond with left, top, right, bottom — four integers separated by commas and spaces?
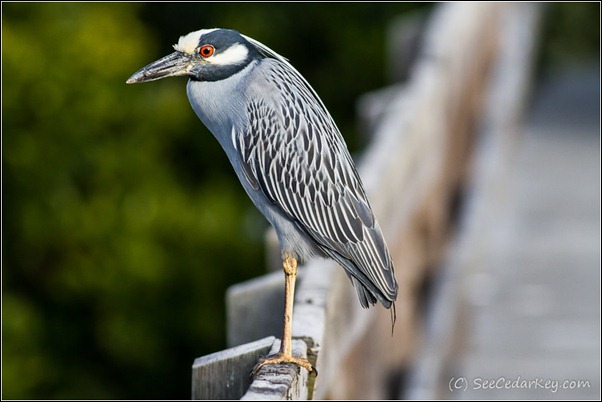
250, 353, 316, 377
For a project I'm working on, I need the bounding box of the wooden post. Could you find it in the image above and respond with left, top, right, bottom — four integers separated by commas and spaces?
226, 271, 285, 348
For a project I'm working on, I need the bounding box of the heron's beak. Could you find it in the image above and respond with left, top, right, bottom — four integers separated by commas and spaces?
126, 51, 194, 84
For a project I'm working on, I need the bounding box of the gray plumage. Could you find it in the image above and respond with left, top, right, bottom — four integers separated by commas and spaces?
128, 28, 398, 310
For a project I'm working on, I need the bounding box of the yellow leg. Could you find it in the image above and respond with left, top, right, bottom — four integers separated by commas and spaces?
251, 254, 316, 376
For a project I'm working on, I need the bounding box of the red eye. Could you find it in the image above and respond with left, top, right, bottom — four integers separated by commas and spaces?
199, 45, 215, 58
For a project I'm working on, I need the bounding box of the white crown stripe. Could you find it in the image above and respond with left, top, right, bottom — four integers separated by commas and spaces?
173, 28, 218, 55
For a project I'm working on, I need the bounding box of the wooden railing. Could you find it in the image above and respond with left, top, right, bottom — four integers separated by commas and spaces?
192, 3, 543, 399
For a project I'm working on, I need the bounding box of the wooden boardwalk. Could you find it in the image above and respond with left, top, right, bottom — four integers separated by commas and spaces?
406, 62, 601, 400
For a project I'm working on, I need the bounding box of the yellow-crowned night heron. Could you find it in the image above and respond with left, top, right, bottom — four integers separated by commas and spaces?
127, 28, 398, 375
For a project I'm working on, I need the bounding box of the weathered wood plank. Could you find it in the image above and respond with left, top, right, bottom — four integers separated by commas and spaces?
192, 336, 275, 400
242, 339, 310, 400
227, 268, 307, 348
226, 271, 283, 348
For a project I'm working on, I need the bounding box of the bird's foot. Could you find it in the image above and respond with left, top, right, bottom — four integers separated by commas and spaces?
251, 353, 317, 377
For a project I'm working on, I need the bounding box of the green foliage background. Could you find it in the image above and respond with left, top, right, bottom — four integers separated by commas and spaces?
2, 2, 597, 399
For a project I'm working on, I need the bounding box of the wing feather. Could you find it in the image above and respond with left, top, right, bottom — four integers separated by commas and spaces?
235, 55, 397, 307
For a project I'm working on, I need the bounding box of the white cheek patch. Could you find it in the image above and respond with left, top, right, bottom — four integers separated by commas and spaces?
209, 43, 249, 65
173, 28, 218, 54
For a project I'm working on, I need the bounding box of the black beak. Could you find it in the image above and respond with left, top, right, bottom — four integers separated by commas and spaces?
126, 51, 194, 84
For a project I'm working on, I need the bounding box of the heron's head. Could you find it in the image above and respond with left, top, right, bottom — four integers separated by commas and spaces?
127, 28, 262, 84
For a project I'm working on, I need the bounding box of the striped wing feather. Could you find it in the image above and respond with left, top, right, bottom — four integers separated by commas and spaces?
234, 44, 397, 308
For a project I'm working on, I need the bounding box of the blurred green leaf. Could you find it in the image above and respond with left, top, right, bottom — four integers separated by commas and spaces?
3, 2, 265, 398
